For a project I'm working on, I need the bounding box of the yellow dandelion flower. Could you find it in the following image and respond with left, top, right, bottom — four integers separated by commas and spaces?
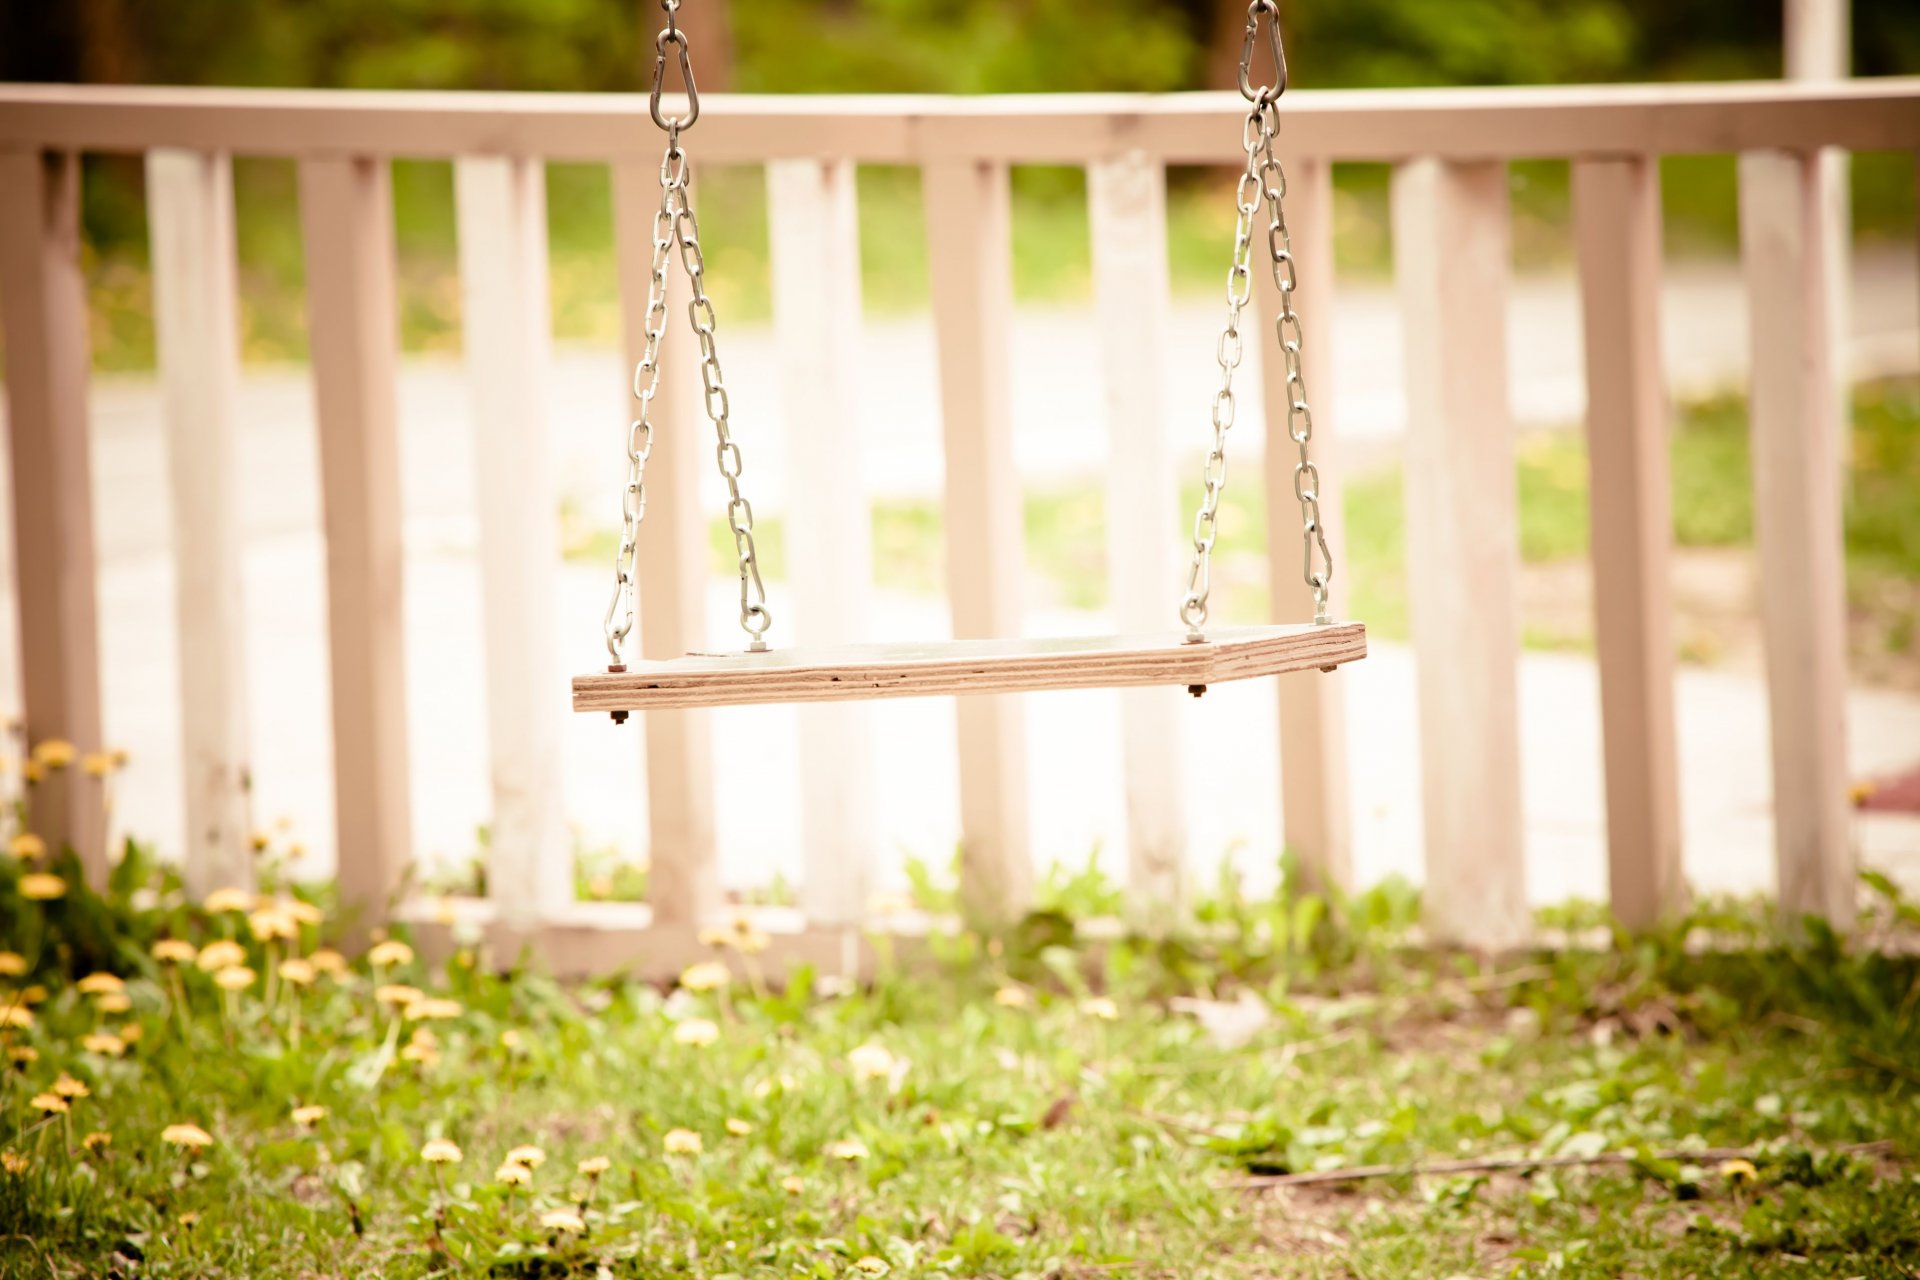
81, 1033, 126, 1057
151, 938, 196, 965
8, 833, 45, 861
20, 761, 42, 785
538, 1208, 585, 1233
94, 991, 130, 1013
30, 1092, 67, 1115
213, 966, 256, 992
697, 925, 731, 948
505, 1144, 546, 1169
307, 948, 347, 975
405, 997, 462, 1021
117, 1023, 142, 1044
31, 740, 75, 770
725, 1117, 753, 1137
279, 958, 317, 987
81, 751, 114, 778
374, 984, 423, 1008
672, 1017, 719, 1048
18, 873, 65, 901
0, 952, 24, 977
291, 1105, 327, 1128
993, 986, 1029, 1009
853, 1257, 890, 1275
51, 1073, 89, 1099
279, 898, 325, 927
735, 927, 772, 955
1720, 1158, 1760, 1185
202, 887, 252, 914
160, 1128, 211, 1159
368, 940, 414, 968
400, 1034, 439, 1066
500, 1029, 524, 1051
76, 972, 124, 995
19, 985, 47, 1005
82, 1131, 111, 1153
420, 1138, 462, 1164
578, 1155, 611, 1176
662, 1128, 703, 1156
1, 1152, 28, 1175
1080, 996, 1119, 1021
495, 1161, 531, 1187
847, 1043, 897, 1083
7, 1045, 38, 1064
178, 1211, 200, 1227
247, 909, 297, 942
680, 961, 731, 992
780, 1174, 805, 1195
196, 940, 247, 972
249, 830, 271, 853
825, 1137, 869, 1162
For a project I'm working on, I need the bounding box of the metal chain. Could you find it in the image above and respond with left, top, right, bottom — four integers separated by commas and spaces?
604, 0, 771, 662
1181, 0, 1332, 637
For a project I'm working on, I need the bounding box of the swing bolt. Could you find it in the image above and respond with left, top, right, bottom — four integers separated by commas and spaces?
1188, 684, 1207, 698
607, 663, 628, 724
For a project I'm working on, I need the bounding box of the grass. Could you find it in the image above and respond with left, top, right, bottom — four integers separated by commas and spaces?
70, 151, 1920, 373
566, 377, 1920, 679
4, 830, 1920, 1277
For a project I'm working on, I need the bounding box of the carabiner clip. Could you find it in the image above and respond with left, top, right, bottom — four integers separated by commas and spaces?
1237, 0, 1288, 104
650, 28, 700, 132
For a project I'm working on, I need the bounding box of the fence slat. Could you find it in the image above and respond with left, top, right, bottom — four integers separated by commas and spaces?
1572, 156, 1685, 928
612, 156, 718, 927
1088, 150, 1186, 915
0, 150, 107, 882
923, 158, 1032, 922
147, 148, 252, 897
454, 155, 570, 928
767, 157, 877, 926
298, 156, 413, 939
1391, 157, 1528, 947
1255, 156, 1352, 895
1738, 150, 1853, 922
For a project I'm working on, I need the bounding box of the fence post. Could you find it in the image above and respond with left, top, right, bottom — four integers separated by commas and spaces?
1572, 156, 1686, 929
923, 158, 1032, 924
299, 155, 413, 941
1392, 157, 1528, 948
147, 148, 253, 898
0, 149, 107, 884
767, 157, 878, 926
1738, 149, 1853, 923
612, 156, 719, 928
1088, 150, 1186, 916
1255, 156, 1352, 896
455, 155, 571, 929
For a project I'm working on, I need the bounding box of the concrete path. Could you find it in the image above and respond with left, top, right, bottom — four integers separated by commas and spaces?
21, 252, 1920, 905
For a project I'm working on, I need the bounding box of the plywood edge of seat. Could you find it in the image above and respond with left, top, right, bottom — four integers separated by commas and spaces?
572, 621, 1366, 712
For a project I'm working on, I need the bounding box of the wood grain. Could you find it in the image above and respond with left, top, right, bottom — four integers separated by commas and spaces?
573, 624, 1367, 712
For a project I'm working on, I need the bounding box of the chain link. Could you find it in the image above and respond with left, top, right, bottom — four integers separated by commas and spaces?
604, 0, 771, 663
1180, 0, 1332, 636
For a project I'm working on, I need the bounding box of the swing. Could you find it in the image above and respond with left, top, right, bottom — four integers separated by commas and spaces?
573, 0, 1365, 719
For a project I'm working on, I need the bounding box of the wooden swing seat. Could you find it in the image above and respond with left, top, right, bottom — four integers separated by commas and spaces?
572, 621, 1366, 713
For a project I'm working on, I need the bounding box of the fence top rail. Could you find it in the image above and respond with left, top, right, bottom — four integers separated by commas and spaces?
0, 79, 1916, 165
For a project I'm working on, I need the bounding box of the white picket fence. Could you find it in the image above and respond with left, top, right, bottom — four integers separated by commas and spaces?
1, 80, 1914, 972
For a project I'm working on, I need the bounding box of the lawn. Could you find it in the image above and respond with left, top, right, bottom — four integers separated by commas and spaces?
4, 829, 1920, 1278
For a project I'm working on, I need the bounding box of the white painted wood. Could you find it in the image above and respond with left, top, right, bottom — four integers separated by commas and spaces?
1087, 150, 1186, 915
1392, 158, 1528, 948
454, 155, 570, 929
0, 149, 106, 882
1786, 0, 1853, 478
146, 148, 252, 898
1572, 156, 1685, 928
1738, 150, 1854, 922
1254, 156, 1352, 895
573, 624, 1368, 712
922, 158, 1032, 923
766, 157, 878, 926
2, 82, 1917, 165
299, 156, 414, 940
612, 156, 719, 927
